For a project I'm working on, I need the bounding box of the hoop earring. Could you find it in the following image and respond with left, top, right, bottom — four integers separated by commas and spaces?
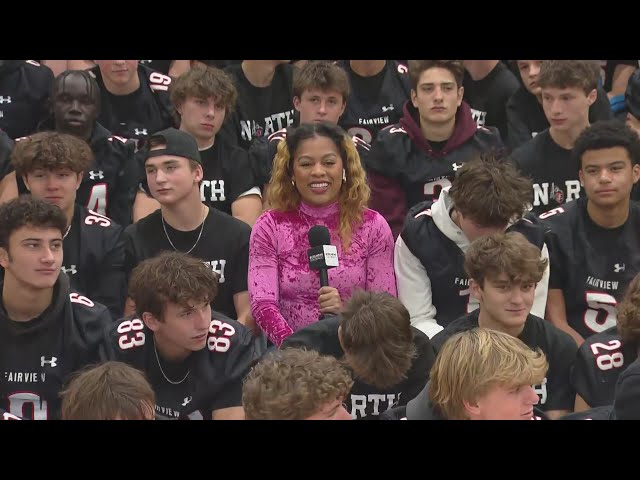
342, 169, 346, 183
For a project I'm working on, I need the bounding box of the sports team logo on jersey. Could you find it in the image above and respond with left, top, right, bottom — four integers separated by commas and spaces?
553, 184, 565, 204
253, 122, 264, 138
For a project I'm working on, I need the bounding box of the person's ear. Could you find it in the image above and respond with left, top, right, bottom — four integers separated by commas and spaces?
142, 311, 161, 331
470, 278, 482, 301
0, 247, 9, 269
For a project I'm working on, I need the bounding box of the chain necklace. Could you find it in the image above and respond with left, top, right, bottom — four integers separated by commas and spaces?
161, 205, 207, 254
153, 335, 190, 385
63, 224, 72, 239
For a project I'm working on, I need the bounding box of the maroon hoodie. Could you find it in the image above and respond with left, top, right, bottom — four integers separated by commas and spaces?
366, 100, 502, 237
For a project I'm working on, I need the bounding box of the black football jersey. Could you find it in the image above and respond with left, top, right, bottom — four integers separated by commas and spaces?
249, 126, 371, 188
100, 311, 263, 419
506, 86, 612, 150
90, 64, 175, 141
401, 203, 546, 330
462, 61, 520, 142
511, 129, 583, 215
14, 123, 138, 226
542, 197, 640, 339
138, 60, 172, 76
0, 60, 53, 140
123, 208, 250, 320
61, 205, 126, 319
337, 61, 411, 145
281, 315, 435, 419
223, 63, 295, 151
431, 310, 577, 413
0, 129, 13, 180
139, 137, 259, 216
367, 116, 503, 209
0, 271, 113, 420
572, 326, 637, 408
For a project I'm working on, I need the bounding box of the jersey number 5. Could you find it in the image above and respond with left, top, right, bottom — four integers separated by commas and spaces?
584, 291, 617, 333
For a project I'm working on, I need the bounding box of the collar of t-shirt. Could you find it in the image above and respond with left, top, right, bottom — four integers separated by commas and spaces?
348, 62, 388, 101
465, 309, 534, 345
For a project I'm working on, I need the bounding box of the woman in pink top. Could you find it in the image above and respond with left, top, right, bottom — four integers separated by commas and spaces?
249, 122, 396, 346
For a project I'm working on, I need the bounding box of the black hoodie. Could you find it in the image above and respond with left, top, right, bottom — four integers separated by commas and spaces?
0, 270, 113, 419
366, 100, 503, 238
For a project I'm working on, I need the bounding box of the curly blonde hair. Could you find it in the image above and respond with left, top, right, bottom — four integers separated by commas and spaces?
243, 348, 354, 420
267, 122, 370, 250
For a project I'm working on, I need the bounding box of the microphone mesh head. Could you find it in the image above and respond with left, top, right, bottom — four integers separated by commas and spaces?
308, 225, 331, 247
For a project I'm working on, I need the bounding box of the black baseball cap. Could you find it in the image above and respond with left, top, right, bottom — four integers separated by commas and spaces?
613, 357, 640, 420
625, 69, 640, 120
143, 128, 201, 164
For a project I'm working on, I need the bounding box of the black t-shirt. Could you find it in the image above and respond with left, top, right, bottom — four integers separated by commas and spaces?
337, 61, 411, 145
0, 271, 113, 420
572, 326, 637, 408
0, 60, 53, 140
123, 208, 250, 319
100, 311, 263, 419
543, 197, 640, 339
463, 61, 520, 143
223, 63, 295, 151
431, 310, 577, 412
90, 64, 175, 141
62, 204, 126, 319
281, 315, 435, 419
511, 129, 583, 215
506, 86, 612, 150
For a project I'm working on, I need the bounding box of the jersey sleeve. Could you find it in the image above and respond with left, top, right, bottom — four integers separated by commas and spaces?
227, 144, 259, 203
399, 330, 436, 404
70, 294, 116, 366
98, 315, 147, 365
90, 218, 127, 319
544, 330, 578, 411
205, 313, 266, 411
108, 137, 138, 226
572, 335, 625, 407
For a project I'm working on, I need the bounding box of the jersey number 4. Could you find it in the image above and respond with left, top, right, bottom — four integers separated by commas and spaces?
590, 340, 624, 371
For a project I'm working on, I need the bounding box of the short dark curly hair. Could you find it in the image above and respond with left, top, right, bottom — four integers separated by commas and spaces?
0, 196, 67, 250
128, 251, 219, 321
11, 131, 93, 177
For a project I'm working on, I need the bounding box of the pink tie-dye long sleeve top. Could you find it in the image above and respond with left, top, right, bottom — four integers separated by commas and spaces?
249, 201, 397, 346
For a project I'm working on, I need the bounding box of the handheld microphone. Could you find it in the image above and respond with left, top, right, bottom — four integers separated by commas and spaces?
307, 225, 339, 287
